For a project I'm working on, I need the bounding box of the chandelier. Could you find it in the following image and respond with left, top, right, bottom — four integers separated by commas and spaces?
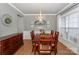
35, 10, 46, 25
35, 11, 43, 21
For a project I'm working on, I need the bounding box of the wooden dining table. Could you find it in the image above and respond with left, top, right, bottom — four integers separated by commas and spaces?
33, 34, 53, 42
32, 34, 54, 54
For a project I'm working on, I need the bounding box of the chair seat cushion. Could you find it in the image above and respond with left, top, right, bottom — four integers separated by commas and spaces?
40, 44, 51, 50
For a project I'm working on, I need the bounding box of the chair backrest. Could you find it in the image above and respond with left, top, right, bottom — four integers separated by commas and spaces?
54, 31, 59, 44
40, 29, 45, 35
55, 31, 59, 40
30, 30, 35, 40
51, 30, 54, 35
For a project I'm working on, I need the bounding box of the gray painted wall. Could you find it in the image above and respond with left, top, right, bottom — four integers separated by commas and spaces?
0, 3, 24, 37
23, 15, 57, 31
0, 3, 57, 38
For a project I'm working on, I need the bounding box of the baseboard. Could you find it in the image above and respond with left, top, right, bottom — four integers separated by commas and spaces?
59, 39, 79, 54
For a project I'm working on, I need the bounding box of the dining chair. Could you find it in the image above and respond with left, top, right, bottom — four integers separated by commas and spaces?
30, 30, 39, 54
40, 29, 45, 35
51, 31, 59, 55
51, 30, 54, 35
37, 35, 53, 55
51, 30, 54, 39
30, 30, 35, 52
37, 40, 52, 55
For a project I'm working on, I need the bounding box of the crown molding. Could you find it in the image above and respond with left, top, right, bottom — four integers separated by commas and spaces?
8, 3, 24, 15
57, 3, 75, 15
8, 3, 57, 16
8, 3, 74, 16
23, 14, 57, 16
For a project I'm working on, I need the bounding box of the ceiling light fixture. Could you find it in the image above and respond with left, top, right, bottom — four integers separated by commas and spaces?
35, 10, 44, 22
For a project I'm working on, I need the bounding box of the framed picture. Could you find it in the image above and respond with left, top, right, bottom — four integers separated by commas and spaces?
1, 14, 12, 26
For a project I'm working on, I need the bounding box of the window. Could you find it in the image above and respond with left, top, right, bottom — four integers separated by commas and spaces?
68, 12, 79, 28
59, 7, 79, 45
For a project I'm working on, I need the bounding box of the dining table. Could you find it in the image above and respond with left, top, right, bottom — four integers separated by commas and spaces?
32, 33, 54, 54
33, 34, 54, 43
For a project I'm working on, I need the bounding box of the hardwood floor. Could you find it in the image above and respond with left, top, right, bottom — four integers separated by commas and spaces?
14, 40, 76, 55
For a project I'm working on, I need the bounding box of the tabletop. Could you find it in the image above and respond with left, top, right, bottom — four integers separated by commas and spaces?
33, 34, 54, 42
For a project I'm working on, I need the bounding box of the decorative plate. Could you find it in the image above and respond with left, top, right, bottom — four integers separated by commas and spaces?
1, 14, 12, 26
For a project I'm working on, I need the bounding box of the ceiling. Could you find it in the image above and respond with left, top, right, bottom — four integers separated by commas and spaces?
12, 3, 69, 14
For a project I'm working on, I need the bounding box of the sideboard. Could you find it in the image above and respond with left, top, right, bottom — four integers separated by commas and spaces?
0, 33, 23, 55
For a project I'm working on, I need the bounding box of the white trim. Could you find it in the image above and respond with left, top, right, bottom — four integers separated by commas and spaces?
60, 6, 79, 17
8, 3, 24, 15
8, 3, 75, 16
57, 3, 74, 15
23, 14, 57, 16
8, 3, 57, 16
23, 31, 31, 39
59, 39, 79, 54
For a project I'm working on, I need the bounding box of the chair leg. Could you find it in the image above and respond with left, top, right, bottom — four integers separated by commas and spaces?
32, 47, 33, 52
50, 51, 52, 55
54, 49, 57, 55
34, 51, 36, 55
34, 46, 37, 55
32, 45, 34, 52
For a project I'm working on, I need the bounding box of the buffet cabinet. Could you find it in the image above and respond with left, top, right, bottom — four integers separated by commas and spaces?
0, 33, 23, 55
